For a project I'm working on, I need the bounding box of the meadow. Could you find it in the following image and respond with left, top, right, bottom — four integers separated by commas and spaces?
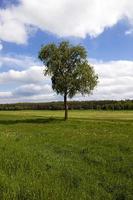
0, 110, 133, 200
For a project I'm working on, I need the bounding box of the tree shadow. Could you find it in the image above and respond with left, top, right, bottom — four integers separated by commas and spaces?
0, 117, 64, 125
0, 116, 132, 125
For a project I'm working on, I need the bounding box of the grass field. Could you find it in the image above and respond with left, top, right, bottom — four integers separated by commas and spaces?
0, 110, 133, 200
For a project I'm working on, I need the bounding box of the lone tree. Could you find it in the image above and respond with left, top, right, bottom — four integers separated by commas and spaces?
38, 41, 98, 120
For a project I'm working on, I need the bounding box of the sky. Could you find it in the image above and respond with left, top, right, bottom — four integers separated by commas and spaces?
0, 0, 133, 103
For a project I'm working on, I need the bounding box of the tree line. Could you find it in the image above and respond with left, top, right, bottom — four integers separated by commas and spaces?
0, 100, 133, 111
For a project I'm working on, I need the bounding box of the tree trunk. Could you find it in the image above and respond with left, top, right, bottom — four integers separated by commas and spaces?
64, 93, 68, 120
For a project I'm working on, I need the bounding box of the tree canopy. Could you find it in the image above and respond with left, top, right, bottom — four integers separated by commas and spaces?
38, 41, 98, 119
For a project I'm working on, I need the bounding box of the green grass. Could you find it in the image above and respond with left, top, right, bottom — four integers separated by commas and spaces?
0, 110, 133, 200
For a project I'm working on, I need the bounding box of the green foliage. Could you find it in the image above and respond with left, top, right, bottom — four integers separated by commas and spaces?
0, 100, 133, 111
0, 110, 133, 199
38, 41, 98, 98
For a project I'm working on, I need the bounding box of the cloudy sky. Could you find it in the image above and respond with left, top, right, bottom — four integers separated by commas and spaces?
0, 0, 133, 103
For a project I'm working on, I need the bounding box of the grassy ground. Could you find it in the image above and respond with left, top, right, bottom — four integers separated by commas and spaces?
0, 110, 133, 200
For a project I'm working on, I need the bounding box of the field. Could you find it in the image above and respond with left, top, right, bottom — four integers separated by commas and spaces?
0, 110, 133, 200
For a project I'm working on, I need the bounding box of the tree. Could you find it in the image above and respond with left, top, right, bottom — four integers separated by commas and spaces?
38, 41, 98, 120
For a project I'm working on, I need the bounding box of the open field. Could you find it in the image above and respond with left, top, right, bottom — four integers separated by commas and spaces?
0, 110, 133, 200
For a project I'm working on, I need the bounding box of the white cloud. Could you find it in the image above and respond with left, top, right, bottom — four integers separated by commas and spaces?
0, 41, 3, 51
0, 91, 12, 99
78, 60, 133, 100
0, 7, 28, 44
0, 59, 133, 103
125, 29, 133, 35
0, 54, 41, 69
0, 66, 47, 84
13, 83, 52, 97
0, 90, 56, 103
1, 0, 133, 43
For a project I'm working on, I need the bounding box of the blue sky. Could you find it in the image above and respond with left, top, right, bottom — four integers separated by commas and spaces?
0, 0, 133, 102
2, 19, 133, 60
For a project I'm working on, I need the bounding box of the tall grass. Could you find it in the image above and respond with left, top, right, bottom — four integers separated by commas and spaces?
0, 110, 133, 199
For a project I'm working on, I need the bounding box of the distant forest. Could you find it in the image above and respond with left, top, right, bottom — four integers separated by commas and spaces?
0, 100, 133, 110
